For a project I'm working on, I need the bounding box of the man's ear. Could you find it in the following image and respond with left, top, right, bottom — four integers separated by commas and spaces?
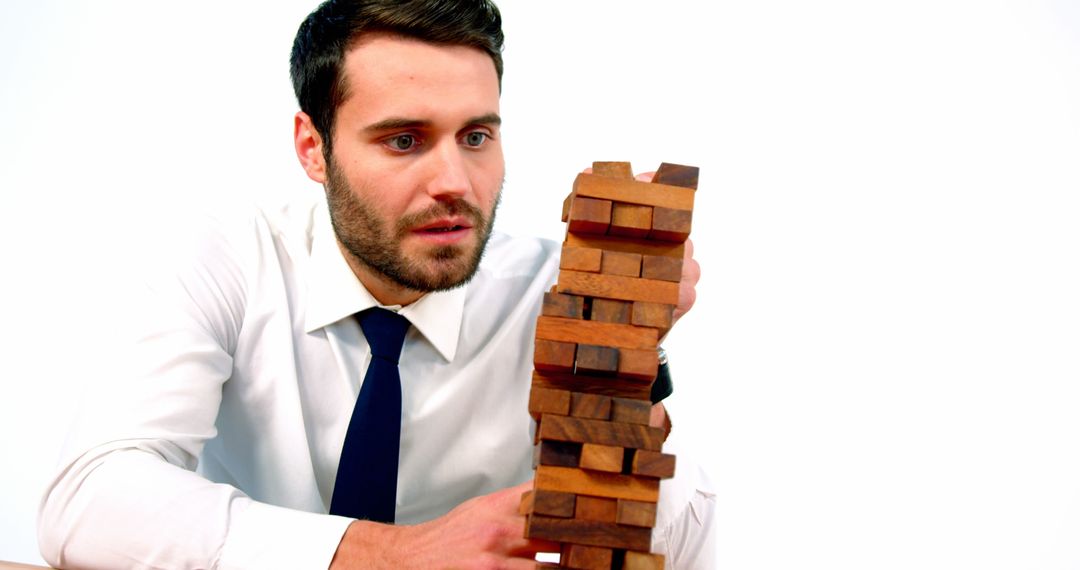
294, 111, 328, 183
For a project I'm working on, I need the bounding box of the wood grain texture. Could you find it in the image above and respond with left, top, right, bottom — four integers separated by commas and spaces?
561, 544, 614, 570
616, 499, 658, 528
534, 339, 576, 373
580, 443, 625, 473
611, 397, 652, 425
535, 440, 582, 468
649, 206, 692, 242
528, 386, 571, 419
651, 162, 699, 190
623, 551, 666, 570
569, 391, 612, 420
609, 203, 653, 238
568, 196, 613, 235
575, 344, 619, 376
532, 371, 652, 400
631, 450, 677, 479
558, 270, 680, 306
560, 245, 603, 273
616, 348, 659, 382
565, 232, 684, 259
526, 514, 652, 551
573, 173, 695, 211
630, 302, 674, 330
534, 465, 660, 503
532, 489, 576, 518
574, 495, 618, 522
590, 298, 632, 325
535, 315, 659, 351
542, 289, 587, 320
592, 161, 634, 179
538, 414, 665, 451
641, 254, 683, 283
601, 250, 643, 277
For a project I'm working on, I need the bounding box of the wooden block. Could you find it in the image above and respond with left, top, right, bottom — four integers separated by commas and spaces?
534, 339, 576, 374
535, 316, 659, 351
651, 162, 699, 189
558, 270, 679, 306
528, 386, 571, 419
574, 495, 618, 522
580, 443, 624, 473
532, 489, 576, 518
630, 302, 674, 330
542, 289, 586, 319
592, 161, 634, 179
611, 397, 652, 425
568, 196, 612, 235
575, 344, 619, 376
570, 392, 612, 420
532, 371, 652, 400
649, 206, 692, 242
641, 255, 682, 283
591, 298, 631, 325
519, 489, 533, 515
616, 499, 658, 528
609, 203, 653, 238
623, 551, 666, 570
573, 173, 695, 211
534, 465, 660, 503
566, 232, 684, 259
526, 515, 652, 551
561, 192, 572, 223
631, 450, 676, 479
535, 440, 582, 468
600, 250, 643, 277
560, 246, 603, 273
616, 348, 659, 382
562, 544, 614, 570
538, 414, 665, 452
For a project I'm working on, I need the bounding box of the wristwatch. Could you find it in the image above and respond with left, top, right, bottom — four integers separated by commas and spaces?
650, 347, 673, 404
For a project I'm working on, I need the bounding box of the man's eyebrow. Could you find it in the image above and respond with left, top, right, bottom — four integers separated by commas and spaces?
363, 118, 432, 133
466, 113, 502, 127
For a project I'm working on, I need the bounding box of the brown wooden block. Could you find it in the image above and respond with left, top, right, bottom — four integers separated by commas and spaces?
569, 392, 612, 420
649, 207, 692, 242
616, 348, 659, 382
558, 270, 679, 306
561, 192, 572, 223
535, 316, 659, 351
623, 551, 666, 570
526, 515, 652, 552
616, 499, 658, 528
611, 397, 652, 425
574, 495, 618, 522
534, 339, 576, 374
538, 414, 665, 452
562, 543, 614, 570
631, 450, 676, 479
532, 371, 652, 400
573, 173, 695, 211
609, 203, 653, 239
591, 298, 631, 325
580, 443, 624, 473
519, 489, 533, 516
600, 250, 643, 277
592, 161, 634, 179
641, 254, 682, 283
534, 466, 660, 503
565, 232, 684, 259
630, 302, 674, 330
528, 386, 571, 420
575, 344, 619, 376
542, 289, 586, 320
560, 246, 603, 273
532, 489, 576, 518
535, 440, 582, 468
651, 162, 699, 190
568, 196, 612, 235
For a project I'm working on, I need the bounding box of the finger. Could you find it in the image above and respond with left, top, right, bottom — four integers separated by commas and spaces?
635, 170, 656, 182
583, 166, 594, 174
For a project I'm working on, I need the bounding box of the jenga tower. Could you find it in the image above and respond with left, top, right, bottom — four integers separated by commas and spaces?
522, 162, 699, 570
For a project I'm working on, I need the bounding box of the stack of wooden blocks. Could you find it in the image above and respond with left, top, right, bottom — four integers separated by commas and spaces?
522, 161, 699, 570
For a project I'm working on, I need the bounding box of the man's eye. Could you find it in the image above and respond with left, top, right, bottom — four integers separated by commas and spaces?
463, 131, 487, 147
387, 134, 417, 151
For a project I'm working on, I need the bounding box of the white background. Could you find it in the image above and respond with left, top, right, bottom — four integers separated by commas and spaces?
2, 1, 1079, 568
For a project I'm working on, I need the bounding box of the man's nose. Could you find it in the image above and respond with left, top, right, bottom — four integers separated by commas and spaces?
424, 140, 471, 200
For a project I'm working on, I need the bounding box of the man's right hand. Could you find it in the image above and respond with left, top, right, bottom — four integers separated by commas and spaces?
329, 481, 558, 569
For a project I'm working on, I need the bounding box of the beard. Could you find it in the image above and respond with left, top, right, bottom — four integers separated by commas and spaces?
324, 158, 500, 294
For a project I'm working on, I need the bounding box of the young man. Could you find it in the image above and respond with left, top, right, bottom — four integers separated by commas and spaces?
38, 1, 714, 568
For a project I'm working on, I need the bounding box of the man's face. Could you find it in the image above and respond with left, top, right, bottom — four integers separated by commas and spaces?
324, 35, 504, 298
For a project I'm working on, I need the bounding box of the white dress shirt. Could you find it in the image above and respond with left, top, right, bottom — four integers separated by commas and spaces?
38, 194, 716, 569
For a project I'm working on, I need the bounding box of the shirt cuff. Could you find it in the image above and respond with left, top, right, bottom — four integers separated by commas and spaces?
218, 500, 354, 570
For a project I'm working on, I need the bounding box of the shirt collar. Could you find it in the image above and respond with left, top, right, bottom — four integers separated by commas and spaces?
303, 201, 464, 363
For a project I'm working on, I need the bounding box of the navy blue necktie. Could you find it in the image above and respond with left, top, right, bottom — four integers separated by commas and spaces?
330, 308, 411, 522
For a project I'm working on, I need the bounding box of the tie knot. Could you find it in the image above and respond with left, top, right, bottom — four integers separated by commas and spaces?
357, 308, 411, 364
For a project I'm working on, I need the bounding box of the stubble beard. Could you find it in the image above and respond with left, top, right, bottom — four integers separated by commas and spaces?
324, 158, 501, 294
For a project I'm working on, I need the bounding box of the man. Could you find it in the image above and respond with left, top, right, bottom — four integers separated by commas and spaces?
38, 1, 715, 568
